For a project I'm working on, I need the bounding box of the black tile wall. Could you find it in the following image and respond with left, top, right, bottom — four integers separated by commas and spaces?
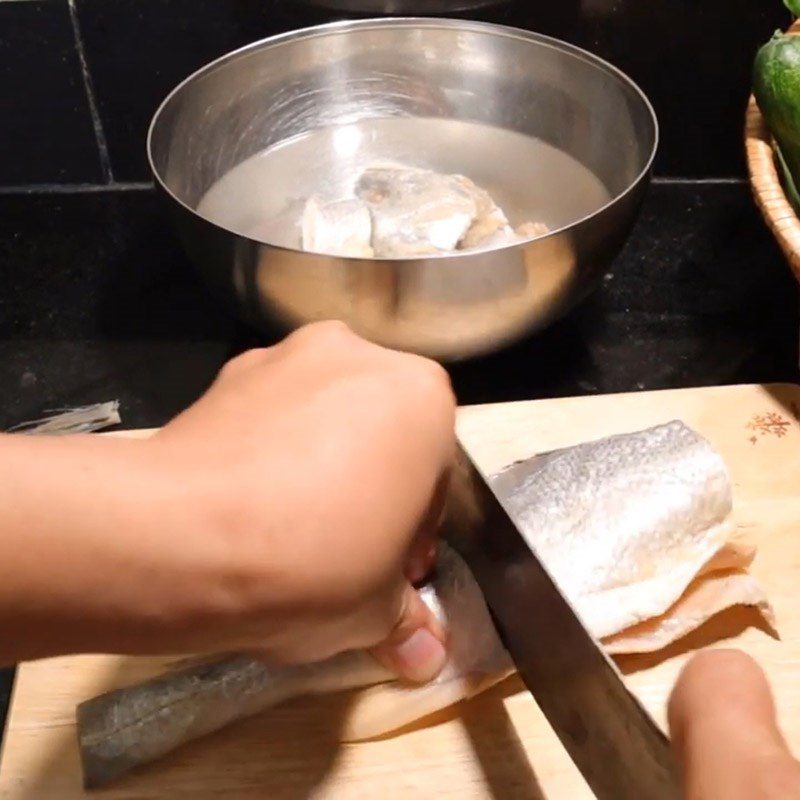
0, 188, 229, 341
498, 0, 791, 177
0, 187, 234, 444
74, 0, 332, 182
0, 0, 793, 186
504, 0, 793, 176
0, 0, 102, 185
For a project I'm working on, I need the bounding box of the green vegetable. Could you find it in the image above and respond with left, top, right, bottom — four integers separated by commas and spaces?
776, 140, 800, 213
754, 31, 800, 212
785, 0, 800, 17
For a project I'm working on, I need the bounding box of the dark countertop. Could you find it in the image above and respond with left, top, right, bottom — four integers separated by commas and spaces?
1, 177, 799, 749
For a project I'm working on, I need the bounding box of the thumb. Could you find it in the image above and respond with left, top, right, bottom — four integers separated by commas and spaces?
370, 582, 447, 683
668, 649, 800, 800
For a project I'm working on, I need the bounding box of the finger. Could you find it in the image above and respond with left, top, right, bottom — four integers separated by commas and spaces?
406, 537, 437, 586
668, 649, 800, 800
282, 320, 360, 358
370, 583, 447, 683
406, 471, 450, 585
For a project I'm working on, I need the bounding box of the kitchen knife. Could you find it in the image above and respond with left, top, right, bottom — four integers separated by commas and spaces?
443, 441, 681, 800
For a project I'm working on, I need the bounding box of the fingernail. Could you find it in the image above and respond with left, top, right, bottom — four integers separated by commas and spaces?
391, 628, 447, 683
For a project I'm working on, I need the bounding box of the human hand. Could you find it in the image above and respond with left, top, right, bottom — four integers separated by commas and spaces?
668, 649, 800, 799
149, 321, 454, 680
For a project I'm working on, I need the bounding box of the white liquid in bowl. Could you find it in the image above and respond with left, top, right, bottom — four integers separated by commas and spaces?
197, 117, 611, 252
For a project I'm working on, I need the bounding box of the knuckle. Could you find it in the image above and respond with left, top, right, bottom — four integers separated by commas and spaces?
421, 357, 453, 391
294, 319, 355, 347
312, 319, 353, 338
412, 360, 456, 421
372, 356, 455, 445
383, 581, 415, 638
218, 348, 267, 379
403, 356, 454, 400
365, 581, 414, 646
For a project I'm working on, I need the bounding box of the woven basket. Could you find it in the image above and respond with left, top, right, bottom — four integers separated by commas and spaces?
745, 21, 800, 279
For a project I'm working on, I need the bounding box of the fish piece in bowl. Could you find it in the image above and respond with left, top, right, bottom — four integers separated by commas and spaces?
356, 165, 479, 256
300, 162, 549, 259
300, 196, 374, 258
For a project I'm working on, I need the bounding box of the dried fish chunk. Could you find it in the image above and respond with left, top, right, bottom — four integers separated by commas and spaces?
356, 166, 478, 257
454, 176, 511, 250
515, 221, 549, 238
298, 162, 549, 257
301, 195, 374, 258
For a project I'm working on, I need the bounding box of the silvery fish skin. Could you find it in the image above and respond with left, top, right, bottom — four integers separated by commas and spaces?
77, 420, 736, 788
491, 420, 733, 638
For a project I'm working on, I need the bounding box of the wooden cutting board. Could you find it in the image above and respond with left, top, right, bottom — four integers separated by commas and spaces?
2, 383, 800, 800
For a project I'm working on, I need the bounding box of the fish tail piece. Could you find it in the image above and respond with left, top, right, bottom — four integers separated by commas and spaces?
77, 651, 390, 788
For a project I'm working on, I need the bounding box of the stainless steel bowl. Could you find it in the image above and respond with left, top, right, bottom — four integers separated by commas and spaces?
148, 18, 658, 360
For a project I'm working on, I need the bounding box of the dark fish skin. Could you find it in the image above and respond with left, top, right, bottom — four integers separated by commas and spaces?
78, 657, 270, 788
77, 651, 390, 788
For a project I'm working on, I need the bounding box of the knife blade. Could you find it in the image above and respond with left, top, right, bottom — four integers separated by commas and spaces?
443, 441, 681, 800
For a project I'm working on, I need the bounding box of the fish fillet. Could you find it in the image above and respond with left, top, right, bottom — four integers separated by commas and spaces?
490, 421, 735, 637
76, 421, 773, 787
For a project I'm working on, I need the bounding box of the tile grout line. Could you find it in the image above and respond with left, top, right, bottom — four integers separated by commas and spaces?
0, 182, 154, 195
67, 0, 114, 183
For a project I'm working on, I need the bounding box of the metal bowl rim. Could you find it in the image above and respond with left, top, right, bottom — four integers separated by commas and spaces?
146, 16, 659, 263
